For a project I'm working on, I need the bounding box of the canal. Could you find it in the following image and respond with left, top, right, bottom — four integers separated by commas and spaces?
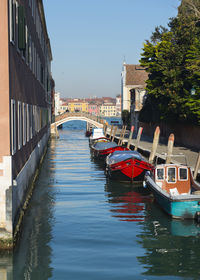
3, 121, 200, 279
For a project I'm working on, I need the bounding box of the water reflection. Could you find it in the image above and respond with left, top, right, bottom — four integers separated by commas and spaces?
137, 203, 200, 279
105, 180, 153, 222
12, 143, 56, 280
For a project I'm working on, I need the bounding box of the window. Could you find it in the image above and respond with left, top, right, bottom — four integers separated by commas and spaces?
26, 104, 29, 142
23, 103, 26, 145
18, 101, 22, 149
156, 168, 164, 180
18, 5, 26, 51
9, 0, 16, 43
179, 168, 188, 181
11, 100, 16, 154
167, 167, 176, 183
29, 105, 33, 139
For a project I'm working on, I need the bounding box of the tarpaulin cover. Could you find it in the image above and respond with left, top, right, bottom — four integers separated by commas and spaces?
107, 150, 143, 165
93, 141, 118, 150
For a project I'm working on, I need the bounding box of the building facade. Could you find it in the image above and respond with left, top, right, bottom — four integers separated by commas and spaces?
0, 0, 52, 244
68, 100, 88, 112
121, 63, 148, 130
116, 94, 121, 116
100, 103, 116, 117
55, 92, 61, 116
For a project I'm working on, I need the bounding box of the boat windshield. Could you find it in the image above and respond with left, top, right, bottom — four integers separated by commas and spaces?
156, 168, 164, 180
179, 167, 188, 180
167, 167, 176, 183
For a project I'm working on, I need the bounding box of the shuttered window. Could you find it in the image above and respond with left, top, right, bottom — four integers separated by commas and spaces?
18, 5, 25, 50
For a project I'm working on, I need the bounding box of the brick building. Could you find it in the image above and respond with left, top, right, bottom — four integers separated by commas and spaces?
0, 0, 52, 244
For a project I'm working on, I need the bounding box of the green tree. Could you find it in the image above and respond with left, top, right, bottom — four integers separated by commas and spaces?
139, 0, 200, 125
122, 110, 131, 127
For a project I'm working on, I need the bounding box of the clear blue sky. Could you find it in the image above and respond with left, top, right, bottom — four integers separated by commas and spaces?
43, 0, 180, 98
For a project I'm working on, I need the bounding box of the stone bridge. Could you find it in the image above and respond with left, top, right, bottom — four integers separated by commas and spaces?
51, 112, 104, 137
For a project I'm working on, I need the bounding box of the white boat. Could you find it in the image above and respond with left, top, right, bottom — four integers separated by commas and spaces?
89, 128, 109, 146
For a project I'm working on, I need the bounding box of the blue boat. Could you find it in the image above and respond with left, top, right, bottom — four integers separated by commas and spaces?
144, 164, 200, 221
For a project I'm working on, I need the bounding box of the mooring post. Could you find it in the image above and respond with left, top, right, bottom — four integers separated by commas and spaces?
166, 133, 175, 164
134, 127, 143, 151
103, 122, 107, 135
194, 152, 200, 180
105, 123, 109, 137
149, 126, 160, 164
111, 126, 118, 142
109, 125, 114, 139
127, 126, 134, 149
118, 126, 124, 145
119, 125, 127, 146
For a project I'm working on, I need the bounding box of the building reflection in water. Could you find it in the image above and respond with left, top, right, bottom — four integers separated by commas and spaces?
105, 180, 153, 222
0, 141, 57, 280
137, 202, 200, 278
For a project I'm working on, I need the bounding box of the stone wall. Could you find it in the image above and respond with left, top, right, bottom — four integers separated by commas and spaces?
139, 122, 200, 151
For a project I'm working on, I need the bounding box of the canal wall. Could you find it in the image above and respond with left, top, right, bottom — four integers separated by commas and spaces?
0, 129, 50, 249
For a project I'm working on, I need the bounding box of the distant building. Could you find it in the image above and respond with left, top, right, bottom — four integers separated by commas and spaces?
0, 0, 52, 240
68, 99, 88, 112
88, 102, 99, 116
100, 102, 116, 117
59, 102, 68, 114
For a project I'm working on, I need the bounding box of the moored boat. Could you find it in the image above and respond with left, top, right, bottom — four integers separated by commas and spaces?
106, 150, 153, 183
89, 128, 109, 146
144, 163, 200, 221
91, 141, 128, 159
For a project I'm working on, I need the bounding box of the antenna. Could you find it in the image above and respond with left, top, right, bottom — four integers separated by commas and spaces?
123, 55, 126, 65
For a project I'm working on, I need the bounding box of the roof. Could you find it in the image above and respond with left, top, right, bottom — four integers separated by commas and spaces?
125, 64, 148, 87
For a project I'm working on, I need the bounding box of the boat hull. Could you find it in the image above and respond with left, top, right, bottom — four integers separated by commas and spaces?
92, 146, 128, 159
107, 159, 153, 183
146, 176, 200, 219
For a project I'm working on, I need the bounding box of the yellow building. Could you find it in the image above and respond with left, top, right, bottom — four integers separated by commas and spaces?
68, 100, 88, 112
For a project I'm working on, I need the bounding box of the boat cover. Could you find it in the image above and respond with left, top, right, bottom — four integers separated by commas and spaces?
107, 150, 143, 165
93, 141, 118, 151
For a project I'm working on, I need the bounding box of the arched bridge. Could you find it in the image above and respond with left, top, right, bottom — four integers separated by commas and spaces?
51, 112, 104, 136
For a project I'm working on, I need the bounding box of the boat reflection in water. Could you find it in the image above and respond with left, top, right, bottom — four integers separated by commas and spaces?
137, 202, 200, 279
105, 180, 153, 222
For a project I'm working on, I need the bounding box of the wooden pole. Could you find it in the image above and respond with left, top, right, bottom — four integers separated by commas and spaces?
194, 152, 200, 180
105, 123, 109, 137
109, 125, 114, 139
134, 127, 143, 151
103, 122, 107, 135
149, 126, 160, 164
118, 126, 124, 145
127, 126, 134, 149
111, 126, 118, 142
166, 133, 175, 164
119, 125, 127, 146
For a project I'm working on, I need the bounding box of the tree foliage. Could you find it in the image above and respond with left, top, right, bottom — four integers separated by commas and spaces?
139, 0, 200, 125
122, 110, 131, 127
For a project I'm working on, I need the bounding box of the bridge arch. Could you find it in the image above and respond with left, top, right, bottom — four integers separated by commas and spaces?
51, 112, 104, 137
55, 116, 103, 128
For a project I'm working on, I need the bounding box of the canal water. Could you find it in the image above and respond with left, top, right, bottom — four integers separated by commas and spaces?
4, 121, 200, 279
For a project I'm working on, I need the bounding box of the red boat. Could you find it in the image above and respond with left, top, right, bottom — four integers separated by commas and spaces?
106, 150, 153, 183
91, 141, 128, 159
